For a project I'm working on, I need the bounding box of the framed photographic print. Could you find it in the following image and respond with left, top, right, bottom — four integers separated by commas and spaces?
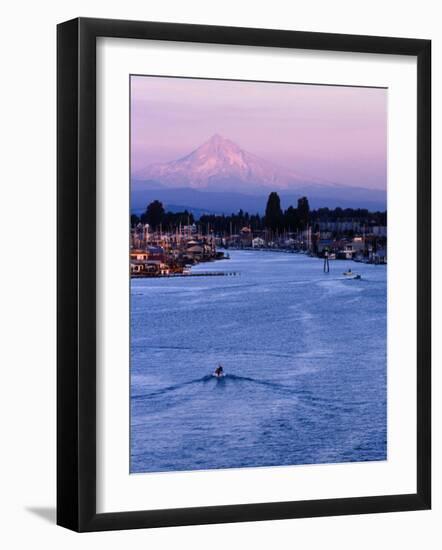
57, 17, 431, 532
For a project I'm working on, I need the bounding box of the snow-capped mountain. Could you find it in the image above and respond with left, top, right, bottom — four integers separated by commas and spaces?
132, 134, 386, 213
134, 134, 324, 193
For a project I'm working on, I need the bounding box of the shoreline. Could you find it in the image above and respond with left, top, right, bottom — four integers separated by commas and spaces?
130, 247, 386, 279
131, 269, 239, 279
221, 246, 387, 265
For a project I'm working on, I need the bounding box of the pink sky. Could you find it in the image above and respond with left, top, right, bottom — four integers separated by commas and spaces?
131, 75, 387, 190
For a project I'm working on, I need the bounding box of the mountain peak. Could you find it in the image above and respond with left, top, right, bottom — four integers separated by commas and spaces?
134, 135, 321, 192
208, 133, 225, 144
199, 134, 241, 155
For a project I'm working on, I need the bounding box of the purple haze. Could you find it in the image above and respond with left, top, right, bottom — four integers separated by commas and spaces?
131, 75, 387, 191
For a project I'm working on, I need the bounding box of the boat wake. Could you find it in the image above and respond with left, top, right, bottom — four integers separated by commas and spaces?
132, 373, 298, 401
132, 375, 213, 400
131, 372, 366, 432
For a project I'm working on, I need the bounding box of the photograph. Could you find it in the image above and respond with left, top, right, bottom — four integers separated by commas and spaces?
0, 0, 435, 542
129, 75, 388, 474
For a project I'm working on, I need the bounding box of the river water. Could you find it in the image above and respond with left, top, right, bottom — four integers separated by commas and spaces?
130, 250, 387, 473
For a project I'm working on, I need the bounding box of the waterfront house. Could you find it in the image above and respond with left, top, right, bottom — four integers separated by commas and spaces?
351, 236, 365, 252
130, 260, 145, 274
252, 237, 265, 248
130, 250, 149, 262
185, 244, 204, 261
146, 245, 165, 261
148, 260, 170, 275
337, 243, 356, 260
240, 226, 253, 247
130, 260, 170, 276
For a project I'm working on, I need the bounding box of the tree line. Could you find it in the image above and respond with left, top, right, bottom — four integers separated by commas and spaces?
131, 200, 195, 229
131, 192, 386, 234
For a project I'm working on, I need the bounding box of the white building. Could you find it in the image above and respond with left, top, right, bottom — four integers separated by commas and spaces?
252, 237, 265, 248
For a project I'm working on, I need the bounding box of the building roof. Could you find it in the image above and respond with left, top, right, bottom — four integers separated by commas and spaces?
186, 245, 203, 253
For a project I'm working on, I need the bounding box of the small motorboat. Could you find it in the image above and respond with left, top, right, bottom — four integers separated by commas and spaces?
343, 269, 361, 280
213, 365, 225, 378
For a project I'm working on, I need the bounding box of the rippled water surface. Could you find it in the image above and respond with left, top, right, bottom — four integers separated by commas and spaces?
130, 250, 387, 473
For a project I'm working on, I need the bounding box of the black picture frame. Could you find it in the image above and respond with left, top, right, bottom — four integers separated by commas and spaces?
57, 17, 431, 532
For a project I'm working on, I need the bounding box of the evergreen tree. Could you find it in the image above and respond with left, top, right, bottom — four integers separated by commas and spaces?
297, 196, 310, 229
284, 205, 299, 231
265, 192, 283, 230
141, 200, 165, 229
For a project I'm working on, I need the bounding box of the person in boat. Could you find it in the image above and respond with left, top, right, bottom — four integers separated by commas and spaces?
214, 364, 224, 377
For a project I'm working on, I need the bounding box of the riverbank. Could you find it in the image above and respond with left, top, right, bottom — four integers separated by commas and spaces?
131, 269, 239, 279
223, 245, 387, 265
130, 248, 228, 278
